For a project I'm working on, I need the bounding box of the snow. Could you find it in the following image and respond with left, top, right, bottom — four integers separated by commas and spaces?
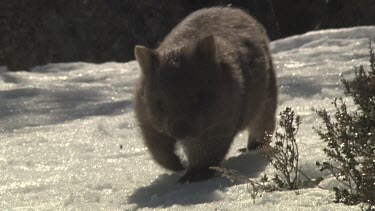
1, 26, 374, 210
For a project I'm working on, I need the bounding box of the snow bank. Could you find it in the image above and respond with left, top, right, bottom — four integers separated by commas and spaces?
1, 26, 374, 210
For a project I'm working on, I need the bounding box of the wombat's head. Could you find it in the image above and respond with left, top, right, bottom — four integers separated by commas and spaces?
135, 36, 220, 139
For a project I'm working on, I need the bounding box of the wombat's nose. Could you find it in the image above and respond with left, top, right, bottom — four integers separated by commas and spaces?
171, 120, 192, 138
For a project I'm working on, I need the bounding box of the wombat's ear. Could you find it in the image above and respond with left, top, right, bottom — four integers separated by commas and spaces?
134, 45, 157, 76
196, 35, 216, 61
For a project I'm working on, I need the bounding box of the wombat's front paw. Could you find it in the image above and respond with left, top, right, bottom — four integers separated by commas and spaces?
167, 162, 185, 172
178, 168, 215, 183
155, 153, 185, 172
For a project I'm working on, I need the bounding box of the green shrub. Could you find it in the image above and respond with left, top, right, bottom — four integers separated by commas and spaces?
215, 107, 317, 202
315, 39, 375, 209
260, 107, 303, 190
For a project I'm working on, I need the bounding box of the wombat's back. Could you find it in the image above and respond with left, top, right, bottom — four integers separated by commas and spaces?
158, 7, 269, 55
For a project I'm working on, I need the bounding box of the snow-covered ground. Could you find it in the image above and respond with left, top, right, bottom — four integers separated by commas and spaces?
1, 26, 374, 210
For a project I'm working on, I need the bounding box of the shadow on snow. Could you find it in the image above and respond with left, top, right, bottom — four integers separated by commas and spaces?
0, 86, 132, 132
128, 151, 268, 208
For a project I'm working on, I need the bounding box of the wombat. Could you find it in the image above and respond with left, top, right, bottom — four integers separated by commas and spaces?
134, 7, 277, 183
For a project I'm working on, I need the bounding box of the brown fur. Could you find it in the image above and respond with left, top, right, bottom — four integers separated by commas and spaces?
134, 7, 277, 183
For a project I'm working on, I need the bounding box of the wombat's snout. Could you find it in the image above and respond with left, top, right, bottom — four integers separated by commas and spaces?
170, 120, 193, 139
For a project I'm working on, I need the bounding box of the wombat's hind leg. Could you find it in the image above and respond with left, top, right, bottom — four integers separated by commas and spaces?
142, 127, 184, 171
248, 61, 277, 151
247, 136, 269, 151
247, 102, 276, 151
247, 110, 276, 150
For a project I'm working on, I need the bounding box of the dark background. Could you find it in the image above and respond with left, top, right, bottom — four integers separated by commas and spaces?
1, 0, 375, 71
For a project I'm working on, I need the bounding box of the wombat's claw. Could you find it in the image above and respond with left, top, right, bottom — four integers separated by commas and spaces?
237, 148, 248, 153
178, 168, 215, 183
